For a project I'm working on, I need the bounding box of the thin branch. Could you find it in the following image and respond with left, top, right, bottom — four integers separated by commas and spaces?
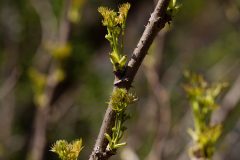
30, 0, 58, 71
0, 69, 20, 159
27, 65, 59, 160
144, 56, 171, 160
0, 68, 20, 100
89, 0, 171, 159
27, 1, 72, 160
115, 0, 171, 89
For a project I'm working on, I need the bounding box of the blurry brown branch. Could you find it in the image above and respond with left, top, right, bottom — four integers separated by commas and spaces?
28, 63, 64, 160
49, 87, 79, 123
27, 1, 72, 160
211, 73, 240, 125
30, 0, 58, 71
143, 32, 172, 160
0, 4, 22, 156
0, 68, 20, 159
89, 0, 171, 159
0, 69, 20, 100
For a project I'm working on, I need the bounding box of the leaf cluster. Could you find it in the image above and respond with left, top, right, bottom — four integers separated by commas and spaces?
51, 139, 84, 160
98, 3, 130, 72
105, 88, 137, 151
167, 0, 181, 17
109, 88, 137, 112
183, 71, 227, 159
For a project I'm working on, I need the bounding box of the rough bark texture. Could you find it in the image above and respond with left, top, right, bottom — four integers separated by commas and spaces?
89, 0, 171, 159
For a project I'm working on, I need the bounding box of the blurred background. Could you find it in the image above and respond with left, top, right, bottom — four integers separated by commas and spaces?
0, 0, 240, 159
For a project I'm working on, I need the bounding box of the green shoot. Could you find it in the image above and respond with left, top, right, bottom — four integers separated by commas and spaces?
183, 71, 227, 159
51, 139, 83, 160
98, 3, 130, 72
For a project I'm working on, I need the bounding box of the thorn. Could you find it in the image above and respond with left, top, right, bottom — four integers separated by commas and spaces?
114, 78, 129, 87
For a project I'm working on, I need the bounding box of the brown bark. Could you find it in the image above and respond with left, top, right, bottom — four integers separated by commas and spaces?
89, 0, 171, 159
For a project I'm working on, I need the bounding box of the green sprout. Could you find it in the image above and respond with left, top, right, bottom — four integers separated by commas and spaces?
104, 112, 129, 150
51, 139, 83, 160
183, 71, 227, 159
98, 3, 130, 72
167, 0, 181, 17
105, 88, 137, 151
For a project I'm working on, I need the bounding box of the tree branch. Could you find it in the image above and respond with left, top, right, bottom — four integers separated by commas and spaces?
27, 1, 72, 160
116, 0, 171, 89
89, 0, 171, 159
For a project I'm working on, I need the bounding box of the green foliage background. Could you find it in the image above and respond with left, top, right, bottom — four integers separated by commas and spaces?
0, 0, 240, 159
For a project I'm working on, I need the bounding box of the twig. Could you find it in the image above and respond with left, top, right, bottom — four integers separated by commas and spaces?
28, 63, 60, 160
144, 54, 171, 160
89, 0, 171, 159
27, 1, 72, 160
0, 68, 20, 159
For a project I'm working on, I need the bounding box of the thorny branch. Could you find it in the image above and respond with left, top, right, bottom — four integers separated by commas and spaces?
89, 0, 171, 159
